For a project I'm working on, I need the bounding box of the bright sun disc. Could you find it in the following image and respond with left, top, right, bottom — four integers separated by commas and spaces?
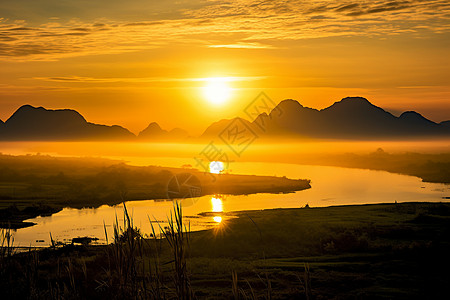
209, 161, 224, 174
203, 78, 232, 105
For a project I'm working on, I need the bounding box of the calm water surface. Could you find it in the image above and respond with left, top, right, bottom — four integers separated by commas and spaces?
13, 160, 449, 247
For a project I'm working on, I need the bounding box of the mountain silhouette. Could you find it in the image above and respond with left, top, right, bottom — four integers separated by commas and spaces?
200, 117, 254, 139
138, 122, 189, 141
202, 97, 450, 140
262, 97, 448, 139
1, 98, 449, 142
440, 121, 450, 128
0, 105, 134, 141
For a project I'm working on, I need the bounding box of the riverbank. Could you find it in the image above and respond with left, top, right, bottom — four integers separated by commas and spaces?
0, 204, 61, 229
274, 149, 450, 183
2, 202, 449, 298
0, 154, 310, 228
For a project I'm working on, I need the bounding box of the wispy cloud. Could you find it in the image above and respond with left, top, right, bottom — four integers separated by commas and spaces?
31, 75, 266, 83
0, 0, 449, 61
0, 83, 74, 95
208, 42, 276, 49
0, 75, 266, 96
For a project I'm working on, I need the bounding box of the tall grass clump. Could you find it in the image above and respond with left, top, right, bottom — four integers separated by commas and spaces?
0, 226, 14, 263
160, 201, 193, 300
100, 201, 193, 299
102, 202, 145, 298
146, 215, 167, 299
0, 226, 15, 292
299, 262, 312, 300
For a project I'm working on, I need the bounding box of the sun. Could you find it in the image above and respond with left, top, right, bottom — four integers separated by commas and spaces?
209, 161, 225, 174
203, 78, 232, 105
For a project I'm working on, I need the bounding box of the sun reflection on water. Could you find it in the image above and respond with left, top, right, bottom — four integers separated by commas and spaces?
211, 196, 223, 212
211, 196, 223, 223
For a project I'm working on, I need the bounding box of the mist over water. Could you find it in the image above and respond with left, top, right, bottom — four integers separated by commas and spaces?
1, 139, 449, 165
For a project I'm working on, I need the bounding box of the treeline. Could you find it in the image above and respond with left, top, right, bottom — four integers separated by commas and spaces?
289, 149, 450, 183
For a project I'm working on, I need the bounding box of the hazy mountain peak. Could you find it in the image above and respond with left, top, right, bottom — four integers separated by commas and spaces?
1, 104, 134, 141
146, 122, 163, 131
16, 104, 36, 111
17, 104, 71, 114
138, 122, 167, 137
326, 97, 374, 109
16, 104, 41, 111
400, 111, 423, 118
138, 122, 189, 140
201, 117, 254, 138
277, 99, 304, 110
322, 97, 392, 119
209, 117, 247, 126
399, 111, 435, 124
341, 96, 371, 103
6, 104, 87, 125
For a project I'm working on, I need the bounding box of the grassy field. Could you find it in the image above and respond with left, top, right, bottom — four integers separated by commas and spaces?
188, 202, 450, 298
2, 202, 449, 299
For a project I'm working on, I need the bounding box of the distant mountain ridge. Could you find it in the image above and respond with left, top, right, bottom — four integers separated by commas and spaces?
201, 117, 253, 138
0, 98, 449, 141
202, 97, 450, 140
138, 122, 189, 141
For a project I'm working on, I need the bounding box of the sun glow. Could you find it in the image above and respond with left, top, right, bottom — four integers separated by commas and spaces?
209, 161, 224, 174
203, 78, 232, 105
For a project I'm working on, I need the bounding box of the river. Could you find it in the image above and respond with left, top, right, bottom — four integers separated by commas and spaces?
12, 160, 449, 247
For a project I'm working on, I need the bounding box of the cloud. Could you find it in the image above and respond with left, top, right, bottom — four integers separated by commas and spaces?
208, 42, 276, 49
346, 1, 412, 16
0, 75, 267, 96
0, 83, 74, 95
0, 1, 449, 61
335, 4, 360, 12
0, 20, 165, 61
31, 75, 267, 83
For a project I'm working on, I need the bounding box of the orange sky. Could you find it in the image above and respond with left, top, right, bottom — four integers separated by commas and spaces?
0, 0, 449, 135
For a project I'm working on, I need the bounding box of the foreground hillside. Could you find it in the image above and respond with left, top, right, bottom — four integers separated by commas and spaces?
1, 202, 449, 299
